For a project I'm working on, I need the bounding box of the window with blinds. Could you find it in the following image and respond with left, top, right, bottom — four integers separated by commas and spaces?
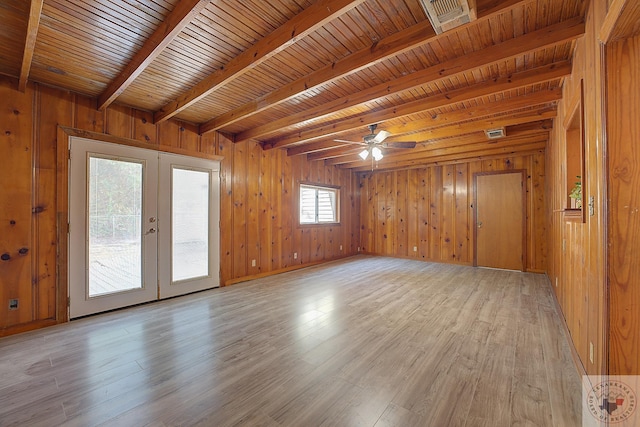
299, 184, 339, 224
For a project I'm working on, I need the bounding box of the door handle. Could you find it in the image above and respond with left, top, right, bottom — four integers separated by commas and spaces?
477, 221, 483, 228
146, 228, 156, 235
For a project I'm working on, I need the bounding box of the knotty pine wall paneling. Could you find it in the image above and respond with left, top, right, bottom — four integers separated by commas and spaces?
1, 80, 34, 328
281, 152, 294, 268
232, 139, 248, 278
259, 144, 274, 275
0, 76, 358, 335
358, 153, 546, 271
430, 168, 442, 260
546, 0, 608, 377
210, 132, 234, 288
218, 137, 361, 280
607, 32, 640, 375
35, 85, 73, 322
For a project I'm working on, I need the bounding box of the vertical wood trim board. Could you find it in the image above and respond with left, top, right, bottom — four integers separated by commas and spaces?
607, 33, 640, 375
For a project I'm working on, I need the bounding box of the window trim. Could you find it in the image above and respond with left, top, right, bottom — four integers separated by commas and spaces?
563, 78, 586, 223
298, 182, 340, 226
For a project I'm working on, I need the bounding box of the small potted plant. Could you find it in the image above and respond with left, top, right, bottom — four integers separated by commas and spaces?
569, 176, 582, 209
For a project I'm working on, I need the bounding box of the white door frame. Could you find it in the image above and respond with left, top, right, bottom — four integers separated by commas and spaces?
68, 137, 220, 318
158, 153, 220, 299
69, 138, 159, 318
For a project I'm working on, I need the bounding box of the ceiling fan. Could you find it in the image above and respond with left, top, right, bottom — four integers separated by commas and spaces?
334, 124, 417, 162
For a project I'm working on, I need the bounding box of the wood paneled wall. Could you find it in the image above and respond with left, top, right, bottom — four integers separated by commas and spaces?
358, 153, 547, 272
208, 132, 360, 285
546, 0, 608, 376
0, 76, 358, 335
607, 33, 640, 375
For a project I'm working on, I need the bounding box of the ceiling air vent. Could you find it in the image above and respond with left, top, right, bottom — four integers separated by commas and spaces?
485, 128, 506, 139
419, 0, 476, 34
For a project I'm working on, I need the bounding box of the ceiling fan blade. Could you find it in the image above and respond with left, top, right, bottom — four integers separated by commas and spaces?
334, 139, 367, 146
373, 130, 390, 143
383, 141, 417, 149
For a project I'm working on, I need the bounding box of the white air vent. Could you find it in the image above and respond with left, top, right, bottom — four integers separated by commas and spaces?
419, 0, 476, 34
485, 128, 506, 139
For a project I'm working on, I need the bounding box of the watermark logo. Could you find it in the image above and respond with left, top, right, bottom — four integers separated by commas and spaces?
583, 376, 638, 426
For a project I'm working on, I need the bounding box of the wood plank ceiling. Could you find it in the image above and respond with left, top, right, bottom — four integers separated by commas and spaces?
1, 0, 586, 171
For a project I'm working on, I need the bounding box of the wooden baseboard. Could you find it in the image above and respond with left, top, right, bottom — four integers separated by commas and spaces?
0, 319, 58, 337
223, 255, 356, 286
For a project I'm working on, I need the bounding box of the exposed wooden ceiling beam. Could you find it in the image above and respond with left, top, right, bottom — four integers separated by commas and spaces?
97, 0, 210, 111
287, 140, 355, 156
507, 119, 555, 133
310, 123, 551, 163
341, 138, 546, 169
314, 123, 551, 164
383, 88, 561, 136
600, 0, 640, 42
239, 16, 584, 144
153, 0, 367, 124
307, 145, 363, 161
291, 89, 560, 158
199, 0, 531, 134
264, 60, 571, 149
352, 148, 547, 173
348, 142, 547, 172
325, 127, 550, 166
394, 108, 557, 144
18, 0, 44, 92
351, 124, 551, 163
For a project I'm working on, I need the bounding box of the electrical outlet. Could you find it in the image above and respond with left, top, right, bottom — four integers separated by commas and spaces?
555, 277, 558, 287
589, 342, 594, 364
340, 245, 343, 251
9, 299, 18, 310
357, 247, 360, 252
293, 252, 298, 259
413, 246, 418, 252
251, 259, 256, 267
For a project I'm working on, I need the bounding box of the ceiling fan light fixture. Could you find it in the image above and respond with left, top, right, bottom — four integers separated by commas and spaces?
372, 146, 383, 161
359, 149, 370, 160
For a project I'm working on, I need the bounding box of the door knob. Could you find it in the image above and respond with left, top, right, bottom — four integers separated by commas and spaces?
146, 228, 156, 234
149, 217, 156, 223
477, 221, 483, 228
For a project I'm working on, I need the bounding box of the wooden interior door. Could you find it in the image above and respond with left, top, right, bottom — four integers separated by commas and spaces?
475, 171, 524, 271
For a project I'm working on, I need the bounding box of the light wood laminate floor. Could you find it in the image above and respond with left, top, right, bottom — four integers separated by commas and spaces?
0, 256, 582, 426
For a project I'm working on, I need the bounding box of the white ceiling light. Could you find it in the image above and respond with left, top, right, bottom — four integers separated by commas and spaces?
359, 146, 384, 162
371, 146, 383, 161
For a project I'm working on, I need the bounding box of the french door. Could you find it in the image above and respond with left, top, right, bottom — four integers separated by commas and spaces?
69, 137, 220, 318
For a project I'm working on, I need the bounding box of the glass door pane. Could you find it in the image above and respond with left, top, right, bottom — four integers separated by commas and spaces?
88, 156, 143, 296
158, 153, 220, 299
69, 137, 158, 319
172, 167, 210, 282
